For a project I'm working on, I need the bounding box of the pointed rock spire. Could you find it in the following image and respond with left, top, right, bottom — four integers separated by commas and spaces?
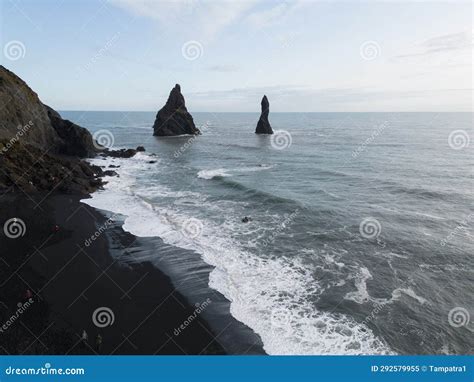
153, 84, 200, 136
255, 95, 273, 134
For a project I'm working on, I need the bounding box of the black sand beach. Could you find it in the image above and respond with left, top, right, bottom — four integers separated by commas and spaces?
0, 193, 242, 355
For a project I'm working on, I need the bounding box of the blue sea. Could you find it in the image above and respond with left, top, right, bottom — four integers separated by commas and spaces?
63, 111, 473, 355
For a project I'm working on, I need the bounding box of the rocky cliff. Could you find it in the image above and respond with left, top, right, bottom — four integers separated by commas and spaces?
0, 66, 101, 194
0, 66, 97, 156
152, 84, 200, 136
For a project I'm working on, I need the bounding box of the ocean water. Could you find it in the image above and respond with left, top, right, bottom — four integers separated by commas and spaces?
64, 111, 473, 355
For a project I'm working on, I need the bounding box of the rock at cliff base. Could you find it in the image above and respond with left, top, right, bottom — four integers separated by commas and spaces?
45, 106, 97, 157
152, 84, 200, 136
0, 139, 103, 194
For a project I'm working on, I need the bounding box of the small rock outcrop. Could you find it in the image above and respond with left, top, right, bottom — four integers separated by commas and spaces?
255, 95, 273, 134
100, 146, 145, 158
152, 84, 200, 136
46, 106, 97, 157
0, 140, 103, 194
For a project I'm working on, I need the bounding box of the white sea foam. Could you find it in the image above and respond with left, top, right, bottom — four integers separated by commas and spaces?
197, 168, 230, 179
197, 165, 274, 180
83, 155, 393, 355
391, 288, 427, 305
344, 267, 383, 304
344, 267, 427, 307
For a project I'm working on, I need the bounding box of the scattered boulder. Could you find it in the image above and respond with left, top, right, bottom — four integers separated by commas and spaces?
255, 95, 273, 134
100, 146, 144, 158
102, 170, 118, 177
152, 84, 200, 136
0, 139, 103, 194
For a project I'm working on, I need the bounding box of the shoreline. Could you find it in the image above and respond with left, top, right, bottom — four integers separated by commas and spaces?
0, 192, 263, 355
84, 199, 266, 355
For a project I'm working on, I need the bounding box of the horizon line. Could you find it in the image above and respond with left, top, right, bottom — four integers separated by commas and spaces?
58, 110, 473, 114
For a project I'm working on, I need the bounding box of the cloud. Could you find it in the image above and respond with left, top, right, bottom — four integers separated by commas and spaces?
421, 30, 473, 53
109, 0, 309, 41
187, 84, 472, 111
206, 64, 239, 72
245, 0, 307, 28
189, 84, 308, 99
109, 0, 194, 23
245, 2, 290, 28
109, 0, 260, 42
395, 30, 473, 59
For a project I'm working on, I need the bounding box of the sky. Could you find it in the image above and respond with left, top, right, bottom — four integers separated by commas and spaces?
0, 0, 472, 112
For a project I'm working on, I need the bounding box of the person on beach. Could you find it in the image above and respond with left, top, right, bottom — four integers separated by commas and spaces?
81, 329, 88, 343
95, 334, 102, 353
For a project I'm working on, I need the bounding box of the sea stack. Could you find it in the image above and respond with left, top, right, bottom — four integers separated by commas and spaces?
255, 95, 273, 134
152, 84, 200, 136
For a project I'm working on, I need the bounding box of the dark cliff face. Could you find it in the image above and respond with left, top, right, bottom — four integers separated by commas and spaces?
45, 106, 97, 157
0, 65, 97, 157
255, 95, 273, 134
0, 66, 63, 150
152, 84, 200, 136
0, 66, 101, 194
